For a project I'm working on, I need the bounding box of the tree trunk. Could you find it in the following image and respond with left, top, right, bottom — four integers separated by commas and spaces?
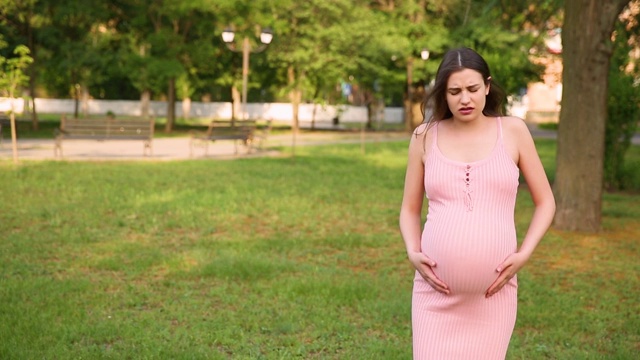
363, 89, 375, 130
29, 78, 38, 131
81, 85, 89, 117
288, 66, 302, 155
182, 97, 191, 120
231, 85, 240, 121
27, 17, 39, 131
165, 77, 175, 133
553, 0, 628, 232
141, 90, 150, 119
311, 103, 317, 130
404, 57, 414, 131
73, 82, 80, 119
310, 86, 321, 130
10, 100, 19, 165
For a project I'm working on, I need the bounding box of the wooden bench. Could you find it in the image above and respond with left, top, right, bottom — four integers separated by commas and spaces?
189, 120, 257, 157
54, 116, 154, 157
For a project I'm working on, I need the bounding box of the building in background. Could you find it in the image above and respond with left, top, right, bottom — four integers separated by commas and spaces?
526, 27, 563, 124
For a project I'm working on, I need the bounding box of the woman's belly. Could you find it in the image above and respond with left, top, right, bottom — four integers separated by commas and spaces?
422, 219, 516, 294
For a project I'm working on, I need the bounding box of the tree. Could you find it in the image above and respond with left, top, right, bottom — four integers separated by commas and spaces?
371, 0, 451, 131
267, 0, 378, 151
0, 0, 44, 130
32, 0, 116, 119
554, 0, 630, 232
144, 0, 205, 133
0, 43, 33, 164
444, 1, 561, 99
605, 9, 640, 191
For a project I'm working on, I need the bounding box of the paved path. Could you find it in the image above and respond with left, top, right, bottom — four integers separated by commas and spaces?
0, 126, 637, 162
0, 131, 409, 162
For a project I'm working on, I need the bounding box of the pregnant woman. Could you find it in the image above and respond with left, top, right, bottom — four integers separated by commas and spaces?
399, 47, 556, 359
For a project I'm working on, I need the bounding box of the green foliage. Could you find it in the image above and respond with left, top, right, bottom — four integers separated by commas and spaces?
447, 1, 551, 96
0, 0, 566, 106
267, 0, 372, 100
369, 0, 451, 105
34, 0, 114, 97
113, 0, 223, 99
605, 19, 640, 191
0, 43, 33, 98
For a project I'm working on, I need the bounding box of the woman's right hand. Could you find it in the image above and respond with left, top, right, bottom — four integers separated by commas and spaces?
408, 251, 450, 295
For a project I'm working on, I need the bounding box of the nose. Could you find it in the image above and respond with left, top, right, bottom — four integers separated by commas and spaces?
460, 91, 470, 104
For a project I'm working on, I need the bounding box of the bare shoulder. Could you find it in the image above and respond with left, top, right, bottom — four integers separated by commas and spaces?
501, 116, 530, 134
501, 116, 535, 143
413, 122, 430, 136
409, 122, 435, 156
500, 116, 535, 164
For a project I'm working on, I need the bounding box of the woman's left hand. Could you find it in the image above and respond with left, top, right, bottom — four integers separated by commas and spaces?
485, 252, 529, 298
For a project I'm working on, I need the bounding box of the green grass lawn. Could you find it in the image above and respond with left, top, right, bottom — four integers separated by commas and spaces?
0, 139, 638, 359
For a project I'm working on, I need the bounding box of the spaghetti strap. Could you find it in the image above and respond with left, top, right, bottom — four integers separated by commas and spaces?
497, 117, 503, 140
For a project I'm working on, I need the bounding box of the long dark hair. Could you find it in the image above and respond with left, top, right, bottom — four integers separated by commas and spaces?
420, 47, 505, 129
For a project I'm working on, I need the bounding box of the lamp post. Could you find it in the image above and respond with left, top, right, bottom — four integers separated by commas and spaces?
222, 27, 273, 120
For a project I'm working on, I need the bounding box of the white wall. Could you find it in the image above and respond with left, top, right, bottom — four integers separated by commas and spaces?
2, 97, 528, 124
0, 98, 25, 113
0, 98, 405, 125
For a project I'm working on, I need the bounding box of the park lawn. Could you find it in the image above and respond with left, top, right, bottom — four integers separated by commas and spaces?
0, 139, 638, 359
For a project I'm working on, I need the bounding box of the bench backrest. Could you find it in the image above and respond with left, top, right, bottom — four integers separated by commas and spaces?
205, 120, 256, 137
60, 117, 154, 139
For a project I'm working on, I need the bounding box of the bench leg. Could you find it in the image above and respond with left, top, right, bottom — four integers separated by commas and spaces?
53, 138, 63, 158
189, 138, 208, 158
143, 140, 152, 157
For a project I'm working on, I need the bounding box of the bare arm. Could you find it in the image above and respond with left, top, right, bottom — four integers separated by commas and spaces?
399, 131, 426, 255
399, 126, 450, 294
515, 121, 556, 258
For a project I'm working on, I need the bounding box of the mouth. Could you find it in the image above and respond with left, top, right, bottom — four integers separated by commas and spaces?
459, 107, 474, 115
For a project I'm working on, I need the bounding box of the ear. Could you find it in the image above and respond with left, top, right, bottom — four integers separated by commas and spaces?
485, 76, 491, 95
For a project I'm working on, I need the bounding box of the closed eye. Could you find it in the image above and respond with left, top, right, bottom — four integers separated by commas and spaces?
448, 85, 480, 95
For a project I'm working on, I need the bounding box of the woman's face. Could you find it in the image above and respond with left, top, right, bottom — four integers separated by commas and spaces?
445, 68, 489, 121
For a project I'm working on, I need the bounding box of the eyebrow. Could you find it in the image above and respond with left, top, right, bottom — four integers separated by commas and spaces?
447, 84, 481, 91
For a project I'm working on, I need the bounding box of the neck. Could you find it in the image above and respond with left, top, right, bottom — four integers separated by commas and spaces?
450, 114, 491, 132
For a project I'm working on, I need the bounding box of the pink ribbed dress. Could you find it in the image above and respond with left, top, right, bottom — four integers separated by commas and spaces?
412, 117, 520, 359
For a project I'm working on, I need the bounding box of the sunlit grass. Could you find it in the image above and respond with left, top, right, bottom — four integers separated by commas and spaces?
0, 139, 638, 359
